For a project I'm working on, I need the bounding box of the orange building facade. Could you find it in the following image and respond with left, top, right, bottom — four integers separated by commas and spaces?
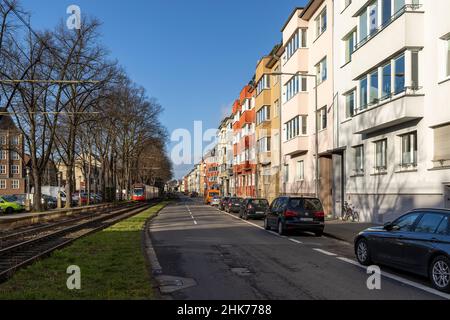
232, 85, 257, 198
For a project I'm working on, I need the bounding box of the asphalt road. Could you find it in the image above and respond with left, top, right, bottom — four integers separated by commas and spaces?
149, 196, 450, 300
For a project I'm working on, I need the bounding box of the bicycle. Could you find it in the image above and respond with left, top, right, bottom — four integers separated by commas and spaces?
342, 201, 360, 222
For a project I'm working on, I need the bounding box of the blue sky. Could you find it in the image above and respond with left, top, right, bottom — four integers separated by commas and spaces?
20, 0, 307, 178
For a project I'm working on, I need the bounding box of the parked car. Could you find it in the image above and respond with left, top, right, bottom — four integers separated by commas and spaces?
72, 192, 88, 206
355, 208, 450, 293
219, 197, 230, 211
264, 197, 325, 237
239, 198, 269, 220
0, 195, 24, 214
10, 194, 27, 206
226, 197, 242, 213
41, 194, 57, 210
41, 186, 67, 204
190, 192, 198, 198
211, 196, 221, 207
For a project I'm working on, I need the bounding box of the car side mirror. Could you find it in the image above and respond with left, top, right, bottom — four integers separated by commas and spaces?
384, 222, 393, 231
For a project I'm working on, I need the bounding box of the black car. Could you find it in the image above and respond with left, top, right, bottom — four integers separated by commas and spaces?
355, 209, 450, 293
264, 197, 325, 237
239, 198, 269, 220
226, 197, 242, 213
219, 197, 230, 211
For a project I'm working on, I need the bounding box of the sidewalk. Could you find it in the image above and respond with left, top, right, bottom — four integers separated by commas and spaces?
324, 220, 380, 244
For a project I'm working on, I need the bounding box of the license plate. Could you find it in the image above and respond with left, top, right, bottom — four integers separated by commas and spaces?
256, 212, 264, 214
300, 218, 314, 222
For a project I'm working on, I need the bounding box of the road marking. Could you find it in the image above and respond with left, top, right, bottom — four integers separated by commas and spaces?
336, 257, 450, 300
219, 209, 265, 230
289, 238, 303, 244
313, 248, 337, 256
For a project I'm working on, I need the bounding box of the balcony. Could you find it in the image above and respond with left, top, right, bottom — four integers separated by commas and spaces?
238, 110, 255, 128
283, 48, 309, 74
351, 5, 424, 79
258, 152, 272, 165
283, 136, 309, 157
352, 93, 424, 135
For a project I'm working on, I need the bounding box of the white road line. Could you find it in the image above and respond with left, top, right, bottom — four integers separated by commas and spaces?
289, 238, 303, 244
336, 257, 450, 300
220, 209, 265, 230
313, 248, 337, 256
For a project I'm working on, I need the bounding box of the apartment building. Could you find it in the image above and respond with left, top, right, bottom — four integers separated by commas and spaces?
217, 116, 233, 196
232, 85, 257, 198
0, 108, 26, 195
333, 0, 450, 222
204, 147, 219, 191
255, 45, 283, 202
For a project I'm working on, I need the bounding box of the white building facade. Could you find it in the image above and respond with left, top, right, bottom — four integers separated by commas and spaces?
333, 0, 450, 222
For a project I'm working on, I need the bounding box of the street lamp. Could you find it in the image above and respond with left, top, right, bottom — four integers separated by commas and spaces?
265, 71, 320, 199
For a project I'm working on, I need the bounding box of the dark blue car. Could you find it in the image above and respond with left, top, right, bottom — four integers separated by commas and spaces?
355, 208, 450, 293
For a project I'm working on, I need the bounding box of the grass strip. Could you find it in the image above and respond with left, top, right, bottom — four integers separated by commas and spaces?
0, 201, 169, 300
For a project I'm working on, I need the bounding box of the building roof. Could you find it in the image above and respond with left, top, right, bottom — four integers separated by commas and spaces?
299, 0, 325, 20
0, 108, 19, 132
281, 7, 304, 32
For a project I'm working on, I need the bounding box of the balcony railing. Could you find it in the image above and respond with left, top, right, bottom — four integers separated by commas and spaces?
354, 4, 423, 51
432, 159, 450, 169
355, 86, 422, 115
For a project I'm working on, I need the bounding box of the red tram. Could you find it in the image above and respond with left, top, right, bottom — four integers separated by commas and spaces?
132, 184, 159, 202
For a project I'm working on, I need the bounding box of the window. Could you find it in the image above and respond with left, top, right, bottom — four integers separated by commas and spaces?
10, 136, 19, 145
285, 76, 307, 102
284, 165, 289, 183
433, 125, 450, 164
11, 180, 19, 190
258, 137, 271, 153
360, 76, 368, 110
274, 66, 280, 85
345, 90, 355, 118
11, 151, 19, 160
301, 29, 307, 47
0, 150, 6, 160
436, 216, 450, 235
368, 1, 378, 35
344, 0, 352, 9
393, 212, 420, 232
285, 116, 307, 141
354, 145, 365, 174
370, 70, 378, 104
394, 54, 405, 94
296, 160, 305, 181
256, 106, 270, 125
411, 51, 419, 88
394, 0, 405, 13
0, 136, 6, 145
359, 9, 368, 42
344, 30, 356, 63
375, 139, 387, 171
11, 165, 19, 175
381, 63, 392, 99
0, 180, 5, 189
274, 100, 280, 117
318, 107, 327, 130
415, 214, 445, 234
316, 57, 327, 84
447, 39, 450, 77
382, 0, 392, 25
315, 8, 327, 38
256, 75, 270, 95
0, 165, 5, 175
286, 29, 307, 61
401, 132, 417, 168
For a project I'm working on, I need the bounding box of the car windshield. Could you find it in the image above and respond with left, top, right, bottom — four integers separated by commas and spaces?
231, 198, 241, 204
3, 195, 17, 202
134, 189, 144, 196
288, 198, 323, 211
249, 199, 269, 207
209, 192, 219, 197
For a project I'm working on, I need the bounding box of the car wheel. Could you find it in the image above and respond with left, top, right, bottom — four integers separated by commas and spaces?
264, 218, 271, 230
314, 231, 324, 237
5, 207, 14, 215
430, 255, 450, 293
277, 221, 286, 236
355, 238, 372, 266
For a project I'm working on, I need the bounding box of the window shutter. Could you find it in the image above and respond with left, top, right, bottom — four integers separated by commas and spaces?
434, 125, 450, 161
